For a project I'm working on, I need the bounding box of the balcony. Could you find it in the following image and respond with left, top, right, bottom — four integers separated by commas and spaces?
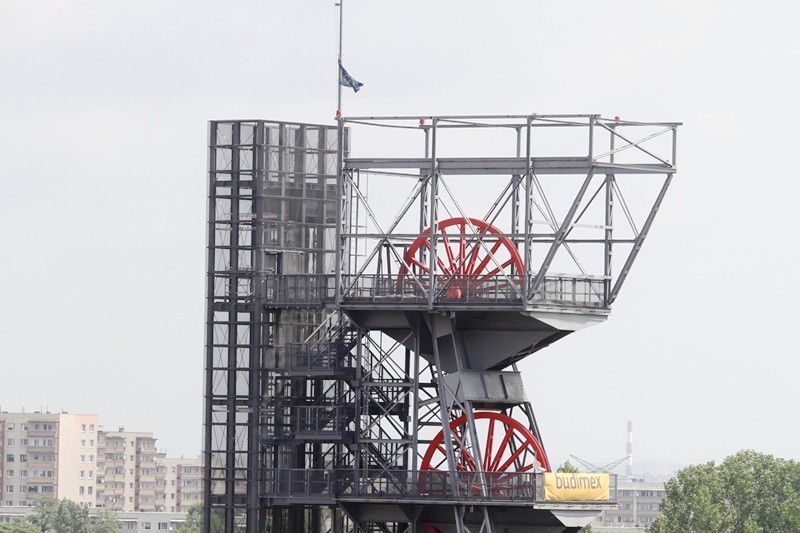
26, 429, 56, 438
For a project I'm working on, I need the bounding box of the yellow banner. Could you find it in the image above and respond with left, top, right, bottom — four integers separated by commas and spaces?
543, 473, 610, 501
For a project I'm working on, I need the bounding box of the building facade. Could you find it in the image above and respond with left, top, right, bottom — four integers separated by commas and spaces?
0, 411, 99, 508
96, 429, 159, 512
593, 480, 666, 531
155, 455, 202, 513
1, 414, 202, 515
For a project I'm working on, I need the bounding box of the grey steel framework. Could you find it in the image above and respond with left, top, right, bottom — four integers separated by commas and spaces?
203, 114, 680, 532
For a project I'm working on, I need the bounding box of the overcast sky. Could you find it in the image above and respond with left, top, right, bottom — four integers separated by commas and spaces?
2, 1, 798, 474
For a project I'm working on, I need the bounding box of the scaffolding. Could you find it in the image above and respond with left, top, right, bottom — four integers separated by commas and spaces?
204, 115, 679, 532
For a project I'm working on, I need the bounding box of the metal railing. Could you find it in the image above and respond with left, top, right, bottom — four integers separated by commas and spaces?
264, 274, 331, 306
281, 342, 354, 374
263, 274, 607, 308
293, 406, 354, 435
263, 469, 617, 504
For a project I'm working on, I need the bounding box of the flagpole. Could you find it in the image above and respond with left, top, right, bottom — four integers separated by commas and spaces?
336, 0, 344, 116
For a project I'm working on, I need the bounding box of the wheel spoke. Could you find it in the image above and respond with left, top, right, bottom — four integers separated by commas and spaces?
489, 427, 514, 472
421, 241, 453, 275
483, 417, 495, 471
477, 258, 515, 283
440, 226, 459, 273
459, 222, 466, 275
408, 256, 430, 273
470, 240, 504, 277
496, 439, 529, 473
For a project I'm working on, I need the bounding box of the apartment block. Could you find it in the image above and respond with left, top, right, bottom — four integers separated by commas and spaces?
0, 411, 99, 508
594, 480, 666, 531
96, 429, 158, 512
155, 455, 202, 513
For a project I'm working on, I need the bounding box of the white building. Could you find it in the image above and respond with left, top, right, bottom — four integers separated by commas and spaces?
0, 411, 99, 508
593, 480, 666, 531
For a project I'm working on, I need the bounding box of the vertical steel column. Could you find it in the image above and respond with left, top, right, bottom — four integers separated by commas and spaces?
202, 122, 217, 532
426, 119, 438, 309
246, 121, 266, 533
335, 118, 345, 304
604, 118, 615, 306
223, 123, 241, 533
523, 117, 533, 306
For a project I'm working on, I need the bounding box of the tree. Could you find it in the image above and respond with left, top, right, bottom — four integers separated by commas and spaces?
26, 497, 116, 533
650, 450, 800, 533
175, 504, 202, 533
27, 497, 58, 533
0, 524, 40, 533
176, 504, 226, 533
90, 509, 119, 533
557, 460, 580, 473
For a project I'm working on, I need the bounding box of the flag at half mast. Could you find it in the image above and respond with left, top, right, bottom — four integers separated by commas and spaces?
339, 63, 364, 93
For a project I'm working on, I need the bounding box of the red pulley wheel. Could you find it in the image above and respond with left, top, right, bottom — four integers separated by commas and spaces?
397, 217, 523, 298
420, 412, 550, 533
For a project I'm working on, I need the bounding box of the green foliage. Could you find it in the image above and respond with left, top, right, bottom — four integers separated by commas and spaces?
557, 460, 580, 473
0, 523, 40, 533
175, 504, 202, 533
26, 497, 118, 533
175, 504, 226, 533
649, 450, 800, 533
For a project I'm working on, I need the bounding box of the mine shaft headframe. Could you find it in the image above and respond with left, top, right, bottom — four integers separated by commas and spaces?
335, 113, 680, 310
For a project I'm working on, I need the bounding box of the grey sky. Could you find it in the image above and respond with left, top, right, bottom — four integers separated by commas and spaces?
1, 1, 798, 472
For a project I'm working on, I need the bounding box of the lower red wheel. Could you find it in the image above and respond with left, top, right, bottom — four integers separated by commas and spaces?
419, 412, 549, 531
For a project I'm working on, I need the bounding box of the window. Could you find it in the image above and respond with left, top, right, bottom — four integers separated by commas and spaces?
5, 486, 13, 493
89, 455, 94, 463
6, 439, 13, 446
21, 424, 28, 431
88, 471, 93, 479
129, 455, 134, 462
89, 424, 95, 432
87, 487, 93, 495
20, 439, 28, 446
6, 424, 13, 432
19, 471, 27, 478
158, 523, 168, 530
89, 440, 94, 448
19, 455, 27, 462
80, 455, 85, 463
142, 522, 151, 530
81, 424, 86, 433
6, 455, 13, 462
80, 440, 85, 448
79, 486, 85, 495
80, 471, 85, 479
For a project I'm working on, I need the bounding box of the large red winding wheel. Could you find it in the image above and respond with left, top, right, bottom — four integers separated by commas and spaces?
420, 411, 550, 532
397, 217, 524, 298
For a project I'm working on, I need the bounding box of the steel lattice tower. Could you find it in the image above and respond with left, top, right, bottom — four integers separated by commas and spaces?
204, 115, 679, 533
